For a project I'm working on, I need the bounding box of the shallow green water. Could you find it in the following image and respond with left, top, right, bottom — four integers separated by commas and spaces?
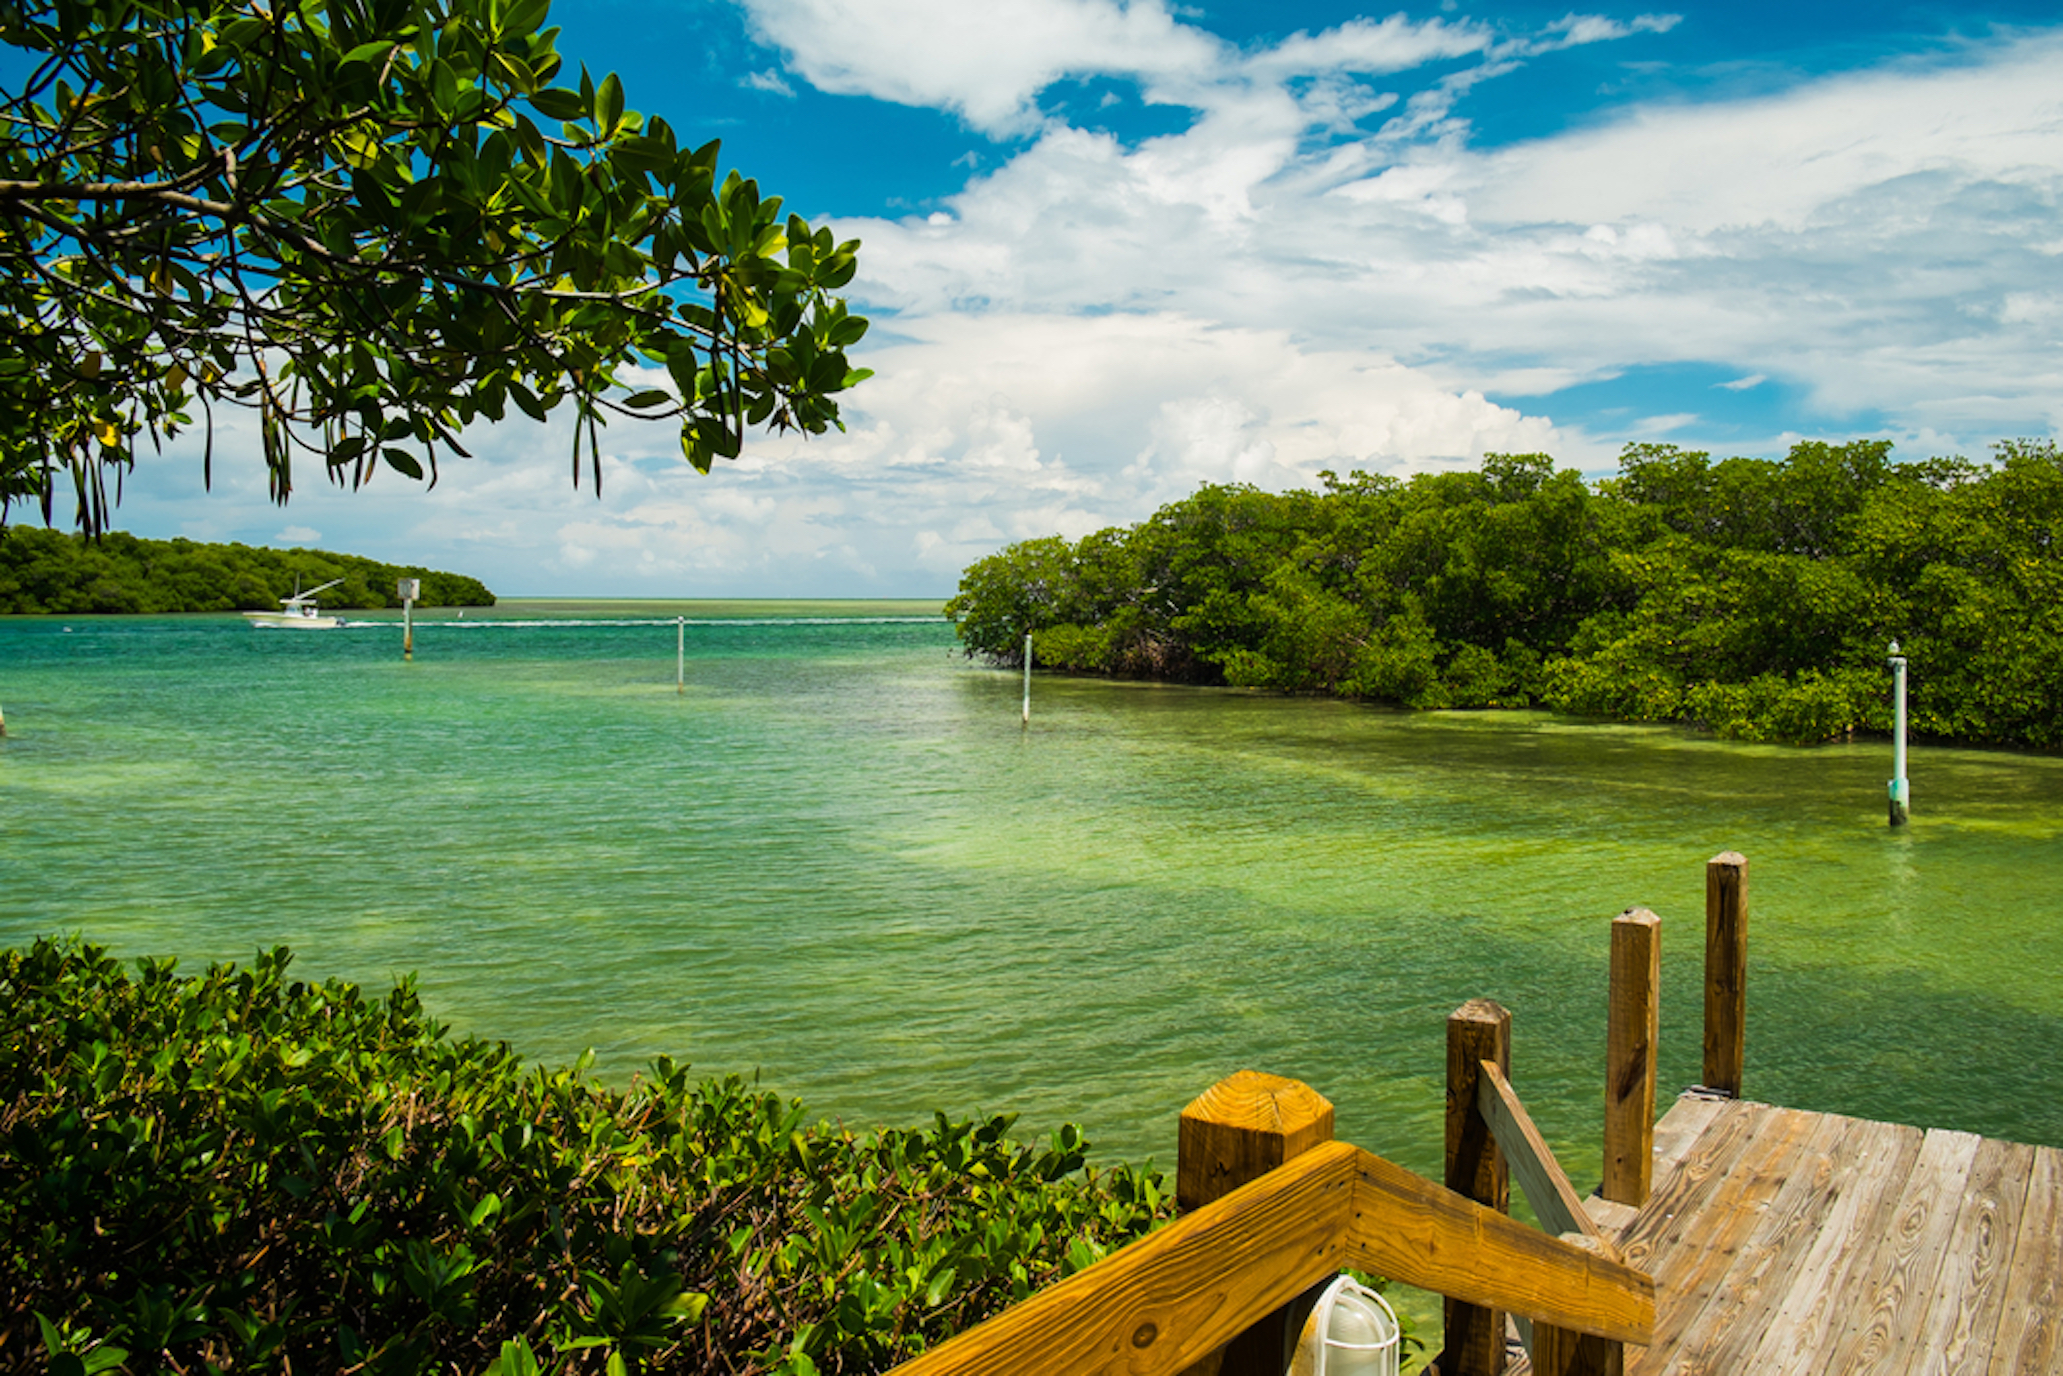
5, 602, 2063, 1196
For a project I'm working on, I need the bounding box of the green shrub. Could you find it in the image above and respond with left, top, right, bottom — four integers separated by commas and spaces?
1, 940, 1172, 1375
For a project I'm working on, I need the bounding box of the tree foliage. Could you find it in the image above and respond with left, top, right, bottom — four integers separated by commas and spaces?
1, 938, 1172, 1375
946, 440, 2063, 747
0, 0, 870, 534
0, 525, 494, 610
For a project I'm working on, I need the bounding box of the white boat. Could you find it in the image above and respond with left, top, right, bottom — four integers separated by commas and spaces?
245, 578, 346, 629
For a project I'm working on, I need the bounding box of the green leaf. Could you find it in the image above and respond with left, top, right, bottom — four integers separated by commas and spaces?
528, 87, 586, 122
483, 1336, 542, 1376
681, 425, 712, 474
383, 448, 424, 479
596, 72, 624, 135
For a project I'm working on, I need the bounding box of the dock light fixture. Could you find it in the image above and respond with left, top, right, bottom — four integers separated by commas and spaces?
1290, 1275, 1401, 1376
1888, 640, 1908, 827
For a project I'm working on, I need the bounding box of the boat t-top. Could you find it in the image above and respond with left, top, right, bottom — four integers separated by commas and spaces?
244, 578, 345, 629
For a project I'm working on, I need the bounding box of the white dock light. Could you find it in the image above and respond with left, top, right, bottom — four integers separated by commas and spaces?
1290, 1275, 1400, 1376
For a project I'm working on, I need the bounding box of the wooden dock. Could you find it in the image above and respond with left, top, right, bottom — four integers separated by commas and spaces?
889, 849, 2063, 1376
1543, 1090, 2063, 1374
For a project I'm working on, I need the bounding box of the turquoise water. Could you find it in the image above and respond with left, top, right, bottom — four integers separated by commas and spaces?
5, 602, 2063, 1198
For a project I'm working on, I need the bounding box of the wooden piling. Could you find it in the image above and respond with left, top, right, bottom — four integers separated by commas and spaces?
1175, 1071, 1335, 1376
1446, 999, 1512, 1376
1703, 852, 1748, 1097
1602, 908, 1661, 1207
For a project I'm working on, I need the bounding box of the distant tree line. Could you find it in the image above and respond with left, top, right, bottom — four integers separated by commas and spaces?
0, 528, 495, 613
947, 440, 2063, 747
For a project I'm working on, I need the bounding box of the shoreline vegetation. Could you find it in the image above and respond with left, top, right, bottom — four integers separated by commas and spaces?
946, 440, 2063, 748
0, 529, 495, 615
2, 939, 1172, 1376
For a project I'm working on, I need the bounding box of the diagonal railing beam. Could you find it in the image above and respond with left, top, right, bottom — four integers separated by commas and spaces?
885, 1140, 1653, 1376
887, 1141, 1357, 1376
1342, 1147, 1653, 1345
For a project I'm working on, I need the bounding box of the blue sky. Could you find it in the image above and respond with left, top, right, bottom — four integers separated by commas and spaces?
46, 0, 2063, 595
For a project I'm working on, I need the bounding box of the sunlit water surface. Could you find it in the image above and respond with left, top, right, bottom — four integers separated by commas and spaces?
6, 603, 2062, 1198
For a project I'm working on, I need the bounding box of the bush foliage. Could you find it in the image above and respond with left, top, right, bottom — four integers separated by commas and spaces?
946, 440, 2063, 746
0, 940, 1171, 1374
0, 529, 495, 614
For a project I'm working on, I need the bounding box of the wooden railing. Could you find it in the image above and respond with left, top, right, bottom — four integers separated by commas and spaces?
887, 1068, 1652, 1376
888, 851, 1757, 1376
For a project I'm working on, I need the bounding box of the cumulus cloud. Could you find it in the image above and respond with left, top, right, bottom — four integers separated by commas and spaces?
832, 23, 2063, 456
737, 0, 1220, 136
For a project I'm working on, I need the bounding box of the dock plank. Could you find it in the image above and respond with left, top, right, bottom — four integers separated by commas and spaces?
1632, 1105, 1822, 1362
1988, 1144, 2063, 1375
1648, 1110, 1877, 1375
1615, 1099, 1762, 1276
1647, 1092, 1727, 1185
1821, 1127, 1982, 1373
1908, 1136, 2036, 1376
1731, 1112, 1926, 1375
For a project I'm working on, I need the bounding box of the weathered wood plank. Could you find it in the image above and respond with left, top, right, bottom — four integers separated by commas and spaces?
888, 1141, 1357, 1376
1581, 1196, 1636, 1238
1908, 1136, 2037, 1376
1646, 1092, 1727, 1186
1615, 1098, 1763, 1274
1821, 1127, 1982, 1373
1640, 1109, 1869, 1374
1736, 1114, 1926, 1375
1344, 1147, 1655, 1346
1633, 1104, 1823, 1358
1477, 1062, 1607, 1251
1701, 852, 1748, 1096
1987, 1144, 2063, 1375
1602, 908, 1660, 1207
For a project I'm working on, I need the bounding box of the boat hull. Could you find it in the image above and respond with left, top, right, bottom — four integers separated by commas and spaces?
243, 612, 344, 629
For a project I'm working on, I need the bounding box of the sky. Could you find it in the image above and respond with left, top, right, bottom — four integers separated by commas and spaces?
49, 0, 2063, 596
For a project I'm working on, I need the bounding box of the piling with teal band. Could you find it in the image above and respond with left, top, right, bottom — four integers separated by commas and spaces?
1888, 640, 1909, 828
1022, 632, 1032, 725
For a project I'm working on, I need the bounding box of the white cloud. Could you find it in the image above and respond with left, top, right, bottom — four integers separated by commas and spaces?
1719, 374, 1767, 392
742, 69, 796, 96
739, 0, 1220, 136
274, 525, 323, 544
1532, 12, 1681, 51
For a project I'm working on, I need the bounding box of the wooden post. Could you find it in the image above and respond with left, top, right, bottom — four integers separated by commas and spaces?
1602, 908, 1660, 1207
1702, 852, 1748, 1097
1446, 999, 1512, 1376
1176, 1071, 1335, 1376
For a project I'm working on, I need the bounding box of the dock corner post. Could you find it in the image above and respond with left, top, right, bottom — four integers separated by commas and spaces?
1603, 908, 1661, 1208
1445, 999, 1512, 1376
1175, 1071, 1336, 1376
1703, 852, 1749, 1098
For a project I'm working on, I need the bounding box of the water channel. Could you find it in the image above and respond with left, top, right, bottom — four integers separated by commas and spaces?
6, 602, 2061, 1197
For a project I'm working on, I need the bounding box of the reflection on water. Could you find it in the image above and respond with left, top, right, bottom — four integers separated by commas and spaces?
5, 602, 2063, 1192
